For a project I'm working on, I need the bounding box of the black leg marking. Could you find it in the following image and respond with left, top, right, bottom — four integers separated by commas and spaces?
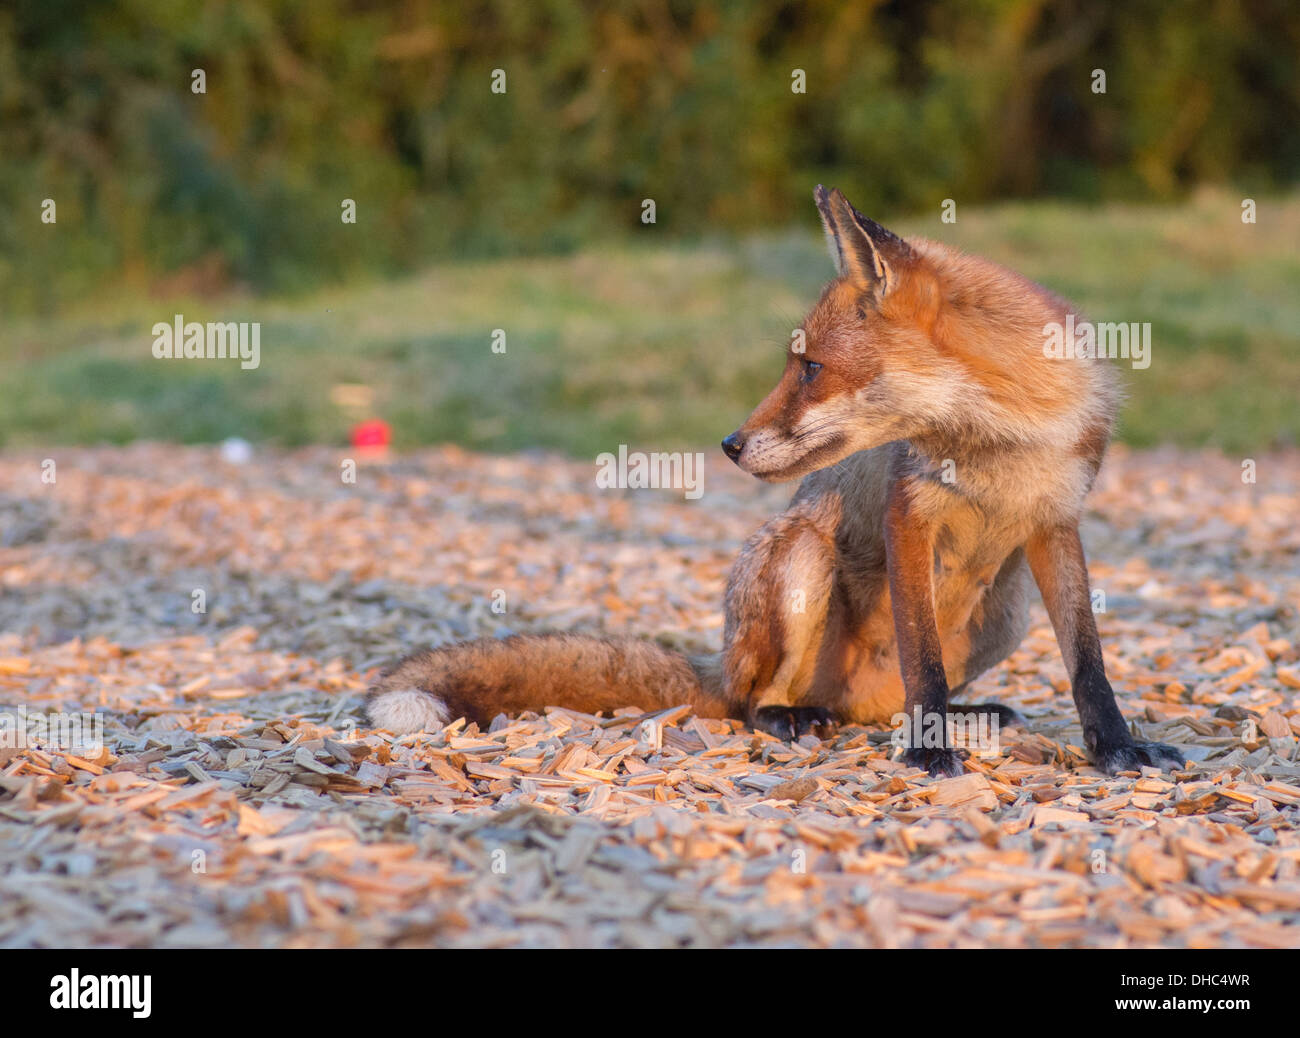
901, 745, 968, 778
948, 701, 1026, 729
1026, 524, 1187, 778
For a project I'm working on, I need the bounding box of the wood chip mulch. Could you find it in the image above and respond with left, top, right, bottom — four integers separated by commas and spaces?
0, 443, 1298, 947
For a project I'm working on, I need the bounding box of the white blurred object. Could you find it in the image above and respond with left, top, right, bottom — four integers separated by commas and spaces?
220, 437, 253, 464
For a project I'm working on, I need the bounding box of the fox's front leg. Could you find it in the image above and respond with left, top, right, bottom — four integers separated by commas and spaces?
724, 506, 840, 740
884, 480, 965, 778
1025, 524, 1184, 774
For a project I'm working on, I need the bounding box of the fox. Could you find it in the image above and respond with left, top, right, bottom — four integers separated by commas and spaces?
365, 185, 1184, 778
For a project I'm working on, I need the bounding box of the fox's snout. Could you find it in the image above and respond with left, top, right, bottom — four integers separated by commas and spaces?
720, 431, 745, 464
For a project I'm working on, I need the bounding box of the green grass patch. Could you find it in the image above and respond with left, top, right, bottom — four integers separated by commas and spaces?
2, 191, 1295, 455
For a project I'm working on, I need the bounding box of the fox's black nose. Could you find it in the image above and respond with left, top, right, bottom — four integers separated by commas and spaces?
721, 431, 745, 463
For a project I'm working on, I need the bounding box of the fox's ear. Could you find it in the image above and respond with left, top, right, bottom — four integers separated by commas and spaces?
814, 185, 912, 298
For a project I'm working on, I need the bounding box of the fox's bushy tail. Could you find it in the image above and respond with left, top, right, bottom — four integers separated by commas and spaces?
364, 634, 732, 733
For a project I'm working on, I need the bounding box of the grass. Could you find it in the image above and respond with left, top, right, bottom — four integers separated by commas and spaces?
2, 189, 1296, 456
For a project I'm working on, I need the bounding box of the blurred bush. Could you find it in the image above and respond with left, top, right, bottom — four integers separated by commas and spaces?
1, 0, 1296, 312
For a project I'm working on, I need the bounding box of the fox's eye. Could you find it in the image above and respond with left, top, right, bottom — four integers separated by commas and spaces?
802, 360, 822, 383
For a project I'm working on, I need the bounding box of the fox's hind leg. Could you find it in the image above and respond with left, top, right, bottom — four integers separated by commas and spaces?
723, 503, 839, 740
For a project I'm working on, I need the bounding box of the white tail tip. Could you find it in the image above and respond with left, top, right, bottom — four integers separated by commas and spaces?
366, 688, 449, 734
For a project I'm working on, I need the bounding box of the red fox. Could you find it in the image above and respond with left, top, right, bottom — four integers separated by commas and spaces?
366, 186, 1183, 777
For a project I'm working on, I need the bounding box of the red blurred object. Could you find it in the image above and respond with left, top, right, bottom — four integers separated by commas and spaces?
350, 419, 391, 450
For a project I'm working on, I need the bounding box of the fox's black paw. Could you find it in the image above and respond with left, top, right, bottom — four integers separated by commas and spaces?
949, 702, 1026, 728
753, 706, 838, 740
901, 745, 968, 778
1092, 739, 1185, 775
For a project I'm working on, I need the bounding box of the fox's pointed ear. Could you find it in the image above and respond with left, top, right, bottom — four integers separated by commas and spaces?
814, 185, 912, 298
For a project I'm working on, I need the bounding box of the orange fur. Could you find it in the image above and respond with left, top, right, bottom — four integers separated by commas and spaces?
366, 187, 1179, 777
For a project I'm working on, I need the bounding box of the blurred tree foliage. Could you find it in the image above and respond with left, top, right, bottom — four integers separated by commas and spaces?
1, 0, 1296, 312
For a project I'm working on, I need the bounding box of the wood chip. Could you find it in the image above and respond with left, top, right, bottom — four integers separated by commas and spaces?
1, 444, 1297, 948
